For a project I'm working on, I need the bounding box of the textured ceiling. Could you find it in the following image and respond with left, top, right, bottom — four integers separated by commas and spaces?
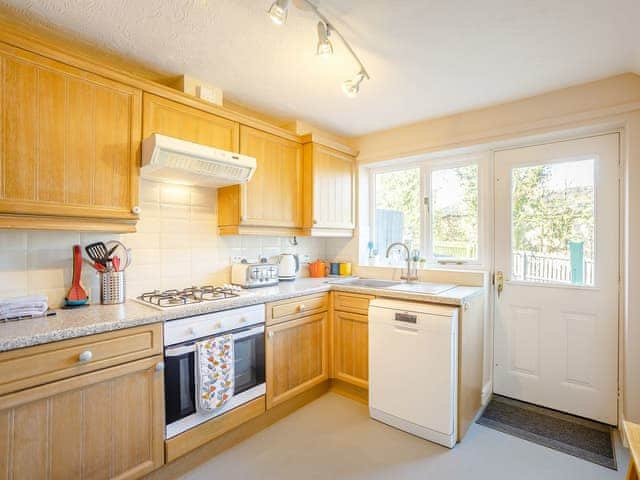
2, 0, 640, 136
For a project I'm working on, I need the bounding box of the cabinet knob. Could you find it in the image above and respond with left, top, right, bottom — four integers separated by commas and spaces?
155, 361, 165, 372
299, 304, 306, 311
268, 331, 274, 338
78, 350, 93, 363
240, 215, 246, 222
463, 302, 470, 311
131, 205, 141, 215
313, 219, 318, 225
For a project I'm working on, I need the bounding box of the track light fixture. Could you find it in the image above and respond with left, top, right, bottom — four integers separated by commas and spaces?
267, 0, 370, 97
267, 0, 290, 26
342, 71, 365, 98
316, 21, 333, 58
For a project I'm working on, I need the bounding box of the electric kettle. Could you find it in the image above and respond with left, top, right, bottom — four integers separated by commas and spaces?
274, 253, 299, 281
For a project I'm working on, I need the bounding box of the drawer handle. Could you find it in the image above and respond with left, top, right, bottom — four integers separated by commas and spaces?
155, 361, 165, 372
78, 350, 93, 363
299, 304, 306, 311
268, 331, 274, 338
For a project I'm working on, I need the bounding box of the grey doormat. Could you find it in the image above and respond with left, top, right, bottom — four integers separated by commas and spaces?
476, 395, 616, 470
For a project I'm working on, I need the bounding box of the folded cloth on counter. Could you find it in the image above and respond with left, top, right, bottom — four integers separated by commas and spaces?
0, 295, 48, 320
195, 334, 234, 412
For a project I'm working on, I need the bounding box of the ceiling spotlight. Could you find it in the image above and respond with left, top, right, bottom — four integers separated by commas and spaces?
342, 71, 365, 98
316, 21, 333, 58
267, 0, 290, 25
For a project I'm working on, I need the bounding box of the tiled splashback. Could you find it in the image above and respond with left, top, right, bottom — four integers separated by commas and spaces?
0, 180, 331, 307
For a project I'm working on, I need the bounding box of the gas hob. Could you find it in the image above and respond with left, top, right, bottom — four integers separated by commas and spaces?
136, 285, 241, 309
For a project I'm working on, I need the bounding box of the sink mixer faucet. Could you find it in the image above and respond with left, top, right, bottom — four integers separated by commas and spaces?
385, 242, 418, 283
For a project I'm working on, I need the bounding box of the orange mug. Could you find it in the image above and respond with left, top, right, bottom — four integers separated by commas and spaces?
308, 260, 326, 278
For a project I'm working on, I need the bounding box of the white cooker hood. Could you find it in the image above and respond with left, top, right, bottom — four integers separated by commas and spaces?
141, 134, 256, 188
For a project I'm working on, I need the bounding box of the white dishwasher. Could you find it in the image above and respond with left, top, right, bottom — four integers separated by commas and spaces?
369, 298, 458, 448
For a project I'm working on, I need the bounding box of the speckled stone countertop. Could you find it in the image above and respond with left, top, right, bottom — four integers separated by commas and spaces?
0, 278, 483, 352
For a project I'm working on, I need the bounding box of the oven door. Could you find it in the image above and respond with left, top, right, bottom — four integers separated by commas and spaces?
164, 324, 266, 438
233, 324, 265, 394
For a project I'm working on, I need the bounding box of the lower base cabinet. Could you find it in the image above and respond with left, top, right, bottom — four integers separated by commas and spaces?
266, 312, 329, 409
333, 311, 369, 389
0, 355, 164, 480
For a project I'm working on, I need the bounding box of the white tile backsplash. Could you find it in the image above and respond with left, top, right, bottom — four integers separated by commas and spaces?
0, 180, 328, 307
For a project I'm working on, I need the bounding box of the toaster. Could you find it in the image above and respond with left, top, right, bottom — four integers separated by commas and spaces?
231, 262, 279, 288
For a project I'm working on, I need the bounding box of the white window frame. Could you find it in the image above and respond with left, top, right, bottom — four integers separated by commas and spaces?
368, 153, 490, 268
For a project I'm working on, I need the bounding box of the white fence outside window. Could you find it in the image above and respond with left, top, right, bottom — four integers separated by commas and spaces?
512, 251, 594, 285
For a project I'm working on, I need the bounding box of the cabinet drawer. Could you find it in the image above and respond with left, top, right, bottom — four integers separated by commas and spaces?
0, 323, 162, 396
266, 293, 328, 325
333, 292, 375, 315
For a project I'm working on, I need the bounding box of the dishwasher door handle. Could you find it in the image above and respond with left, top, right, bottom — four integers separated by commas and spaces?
394, 325, 419, 334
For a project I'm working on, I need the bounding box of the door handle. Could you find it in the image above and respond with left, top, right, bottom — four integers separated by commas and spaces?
495, 271, 504, 298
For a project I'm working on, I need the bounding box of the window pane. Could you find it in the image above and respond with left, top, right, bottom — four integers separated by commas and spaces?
432, 164, 479, 260
374, 168, 421, 262
511, 159, 595, 286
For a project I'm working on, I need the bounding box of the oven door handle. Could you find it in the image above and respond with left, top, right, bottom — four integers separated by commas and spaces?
165, 325, 264, 357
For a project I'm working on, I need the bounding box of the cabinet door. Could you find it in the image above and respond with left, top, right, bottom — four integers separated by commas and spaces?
266, 312, 328, 409
333, 311, 369, 389
310, 144, 355, 229
0, 356, 164, 480
0, 44, 141, 220
142, 93, 239, 151
240, 126, 303, 228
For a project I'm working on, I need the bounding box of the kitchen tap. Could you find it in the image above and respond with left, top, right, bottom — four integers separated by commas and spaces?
385, 242, 418, 283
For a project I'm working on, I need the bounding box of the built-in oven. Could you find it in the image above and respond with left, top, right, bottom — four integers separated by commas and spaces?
163, 304, 266, 438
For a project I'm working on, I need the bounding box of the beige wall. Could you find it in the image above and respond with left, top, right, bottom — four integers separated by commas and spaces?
0, 180, 326, 307
353, 72, 640, 427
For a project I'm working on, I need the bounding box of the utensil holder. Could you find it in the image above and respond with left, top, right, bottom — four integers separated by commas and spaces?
100, 271, 125, 305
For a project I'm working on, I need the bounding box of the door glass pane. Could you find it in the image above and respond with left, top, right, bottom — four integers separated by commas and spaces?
511, 159, 595, 286
432, 164, 479, 261
374, 168, 421, 263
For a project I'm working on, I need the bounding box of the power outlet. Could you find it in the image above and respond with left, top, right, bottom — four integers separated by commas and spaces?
301, 254, 311, 264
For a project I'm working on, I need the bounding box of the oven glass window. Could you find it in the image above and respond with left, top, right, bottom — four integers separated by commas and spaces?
234, 332, 265, 394
164, 350, 195, 425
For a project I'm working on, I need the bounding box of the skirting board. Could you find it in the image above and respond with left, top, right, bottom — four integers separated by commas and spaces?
481, 380, 493, 406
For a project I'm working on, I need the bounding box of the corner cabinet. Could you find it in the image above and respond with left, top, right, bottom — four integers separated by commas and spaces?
331, 292, 374, 389
302, 138, 356, 237
218, 126, 304, 236
0, 43, 142, 232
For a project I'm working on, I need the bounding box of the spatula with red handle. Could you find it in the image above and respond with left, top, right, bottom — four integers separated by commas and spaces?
65, 245, 89, 306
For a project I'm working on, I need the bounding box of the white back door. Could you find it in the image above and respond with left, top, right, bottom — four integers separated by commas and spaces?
493, 133, 619, 424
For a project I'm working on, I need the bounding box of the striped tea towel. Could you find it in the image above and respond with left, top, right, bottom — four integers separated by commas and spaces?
195, 334, 234, 412
0, 295, 48, 320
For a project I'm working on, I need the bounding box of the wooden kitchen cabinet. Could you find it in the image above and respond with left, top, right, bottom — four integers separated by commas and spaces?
331, 292, 373, 389
218, 126, 303, 236
302, 137, 356, 237
333, 311, 369, 389
0, 43, 142, 232
0, 355, 165, 480
142, 93, 239, 151
265, 312, 329, 409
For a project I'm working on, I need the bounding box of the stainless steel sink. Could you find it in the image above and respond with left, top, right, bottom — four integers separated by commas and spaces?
326, 278, 402, 288
385, 282, 456, 295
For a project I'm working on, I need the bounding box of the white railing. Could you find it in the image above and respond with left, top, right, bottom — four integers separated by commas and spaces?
512, 251, 594, 285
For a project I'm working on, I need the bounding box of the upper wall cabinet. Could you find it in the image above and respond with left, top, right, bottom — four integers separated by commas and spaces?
218, 126, 303, 236
142, 93, 239, 152
0, 44, 142, 232
302, 140, 356, 237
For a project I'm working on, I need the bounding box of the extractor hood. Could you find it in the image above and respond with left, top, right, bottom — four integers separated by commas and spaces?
141, 134, 256, 188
